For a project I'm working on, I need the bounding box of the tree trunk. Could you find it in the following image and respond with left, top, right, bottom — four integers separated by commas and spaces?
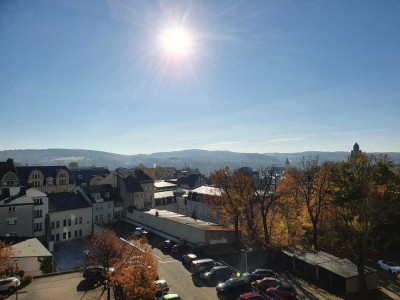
357, 237, 368, 299
234, 215, 240, 243
312, 221, 319, 250
260, 209, 269, 245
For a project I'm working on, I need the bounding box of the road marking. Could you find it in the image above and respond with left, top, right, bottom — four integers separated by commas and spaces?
159, 260, 179, 264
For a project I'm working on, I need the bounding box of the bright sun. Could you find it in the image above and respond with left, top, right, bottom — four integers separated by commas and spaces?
159, 27, 194, 56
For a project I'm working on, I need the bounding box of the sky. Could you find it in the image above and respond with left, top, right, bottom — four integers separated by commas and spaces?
1, 0, 399, 155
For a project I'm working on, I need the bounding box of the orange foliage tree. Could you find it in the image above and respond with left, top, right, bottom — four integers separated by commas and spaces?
89, 228, 158, 300
0, 240, 14, 274
277, 158, 334, 250
207, 168, 255, 243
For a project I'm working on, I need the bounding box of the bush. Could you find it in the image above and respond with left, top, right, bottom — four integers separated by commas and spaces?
20, 275, 32, 287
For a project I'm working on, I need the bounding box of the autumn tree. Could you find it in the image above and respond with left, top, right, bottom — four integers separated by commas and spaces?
334, 153, 400, 298
112, 240, 158, 299
89, 228, 158, 300
207, 168, 254, 243
278, 158, 334, 250
0, 240, 14, 274
253, 167, 280, 245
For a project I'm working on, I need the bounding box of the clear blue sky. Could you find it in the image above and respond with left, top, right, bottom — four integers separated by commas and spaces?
1, 0, 399, 155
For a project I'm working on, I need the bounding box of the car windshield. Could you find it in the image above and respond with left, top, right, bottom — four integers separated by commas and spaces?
387, 262, 398, 266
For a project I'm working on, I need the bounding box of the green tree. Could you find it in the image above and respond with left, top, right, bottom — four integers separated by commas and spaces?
68, 162, 79, 169
334, 153, 400, 298
37, 256, 53, 274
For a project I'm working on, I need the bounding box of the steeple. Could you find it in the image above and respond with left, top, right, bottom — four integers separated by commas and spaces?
351, 142, 361, 157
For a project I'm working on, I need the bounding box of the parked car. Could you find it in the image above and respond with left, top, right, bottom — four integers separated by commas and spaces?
155, 279, 169, 297
171, 244, 190, 255
190, 258, 216, 274
244, 269, 276, 282
0, 277, 20, 293
158, 294, 181, 300
216, 277, 251, 296
267, 285, 297, 300
238, 292, 272, 299
182, 253, 197, 266
83, 265, 114, 281
377, 260, 400, 275
200, 266, 233, 285
163, 240, 177, 250
251, 277, 281, 293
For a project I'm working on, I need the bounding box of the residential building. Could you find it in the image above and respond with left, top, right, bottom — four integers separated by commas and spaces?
70, 168, 110, 187
11, 238, 53, 276
0, 187, 34, 238
48, 192, 92, 243
16, 166, 75, 193
76, 184, 122, 225
187, 186, 221, 222
101, 169, 154, 217
173, 173, 208, 190
153, 181, 186, 213
0, 158, 19, 187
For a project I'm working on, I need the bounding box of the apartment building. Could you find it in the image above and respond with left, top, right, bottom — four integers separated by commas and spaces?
16, 166, 75, 194
48, 192, 92, 243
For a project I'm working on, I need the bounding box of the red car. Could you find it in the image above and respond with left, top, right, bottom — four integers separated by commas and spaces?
251, 277, 281, 293
238, 292, 271, 299
267, 285, 297, 300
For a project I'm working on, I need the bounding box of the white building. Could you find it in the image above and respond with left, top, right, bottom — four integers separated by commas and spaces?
11, 238, 53, 276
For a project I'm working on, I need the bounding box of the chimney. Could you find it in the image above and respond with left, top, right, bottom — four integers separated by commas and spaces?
0, 187, 11, 200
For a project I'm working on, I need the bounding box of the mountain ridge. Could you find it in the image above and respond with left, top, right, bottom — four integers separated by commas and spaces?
1, 148, 399, 175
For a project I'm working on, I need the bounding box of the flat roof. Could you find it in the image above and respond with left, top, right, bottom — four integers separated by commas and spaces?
146, 209, 231, 232
11, 238, 52, 258
191, 186, 222, 196
154, 181, 177, 188
282, 249, 376, 278
154, 191, 175, 199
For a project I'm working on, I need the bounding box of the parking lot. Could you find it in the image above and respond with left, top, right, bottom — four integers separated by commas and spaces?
35, 221, 399, 299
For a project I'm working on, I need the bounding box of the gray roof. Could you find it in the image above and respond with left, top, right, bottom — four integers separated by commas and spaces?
146, 209, 230, 232
282, 250, 377, 278
11, 238, 52, 258
48, 192, 91, 212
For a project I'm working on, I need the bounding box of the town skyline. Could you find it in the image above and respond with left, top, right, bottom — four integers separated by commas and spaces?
1, 1, 400, 155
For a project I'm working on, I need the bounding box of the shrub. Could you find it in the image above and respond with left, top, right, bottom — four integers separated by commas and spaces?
20, 275, 32, 287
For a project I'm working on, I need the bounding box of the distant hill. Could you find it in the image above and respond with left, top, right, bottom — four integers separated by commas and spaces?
1, 148, 399, 175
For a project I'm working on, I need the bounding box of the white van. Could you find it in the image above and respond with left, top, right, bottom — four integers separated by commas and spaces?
190, 258, 215, 273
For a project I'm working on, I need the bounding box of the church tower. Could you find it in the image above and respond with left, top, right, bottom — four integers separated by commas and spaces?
351, 142, 361, 157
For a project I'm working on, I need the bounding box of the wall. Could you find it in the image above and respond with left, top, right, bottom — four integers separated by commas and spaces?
49, 207, 92, 242
0, 203, 33, 237
346, 272, 378, 294
15, 256, 52, 277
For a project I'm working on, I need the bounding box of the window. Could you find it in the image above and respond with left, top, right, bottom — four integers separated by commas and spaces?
100, 204, 103, 210
56, 234, 60, 241
34, 198, 43, 205
63, 232, 66, 239
63, 220, 67, 227
100, 215, 103, 221
8, 207, 16, 213
51, 235, 54, 241
34, 222, 42, 232
34, 210, 43, 218
79, 217, 82, 224
75, 218, 78, 225
56, 221, 60, 228
79, 229, 82, 237
6, 180, 14, 186
95, 216, 98, 222
51, 222, 54, 229
68, 232, 71, 238
108, 213, 111, 219
108, 202, 111, 208
68, 219, 71, 226
95, 204, 98, 211
6, 218, 17, 225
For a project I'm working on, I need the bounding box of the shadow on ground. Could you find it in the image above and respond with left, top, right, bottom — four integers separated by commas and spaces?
76, 279, 103, 292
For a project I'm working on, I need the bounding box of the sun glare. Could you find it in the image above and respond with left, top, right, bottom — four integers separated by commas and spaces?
159, 27, 194, 56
